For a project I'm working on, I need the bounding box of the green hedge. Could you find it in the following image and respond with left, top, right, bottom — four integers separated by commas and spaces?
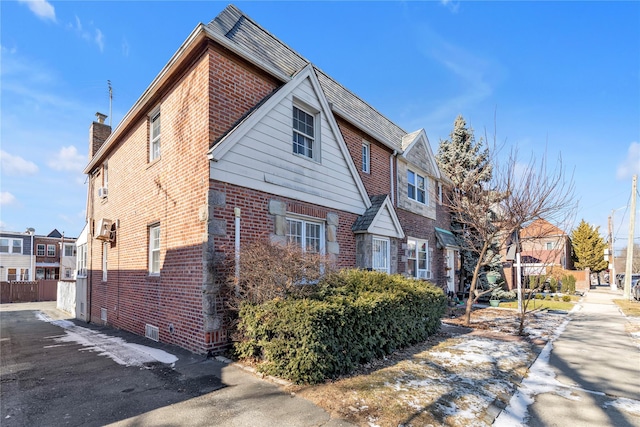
233, 269, 446, 384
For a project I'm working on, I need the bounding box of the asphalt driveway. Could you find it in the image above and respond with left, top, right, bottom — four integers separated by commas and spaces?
0, 302, 353, 427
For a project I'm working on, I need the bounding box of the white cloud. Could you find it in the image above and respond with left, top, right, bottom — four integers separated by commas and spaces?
68, 15, 105, 52
19, 0, 56, 22
616, 141, 640, 180
47, 146, 86, 172
0, 192, 17, 206
122, 37, 130, 57
0, 150, 39, 176
95, 29, 104, 52
440, 0, 460, 13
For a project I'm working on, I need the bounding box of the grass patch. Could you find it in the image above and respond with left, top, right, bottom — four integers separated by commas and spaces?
614, 299, 640, 317
498, 299, 574, 311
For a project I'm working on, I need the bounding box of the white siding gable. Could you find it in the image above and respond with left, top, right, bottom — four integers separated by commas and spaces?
369, 201, 404, 238
209, 65, 370, 215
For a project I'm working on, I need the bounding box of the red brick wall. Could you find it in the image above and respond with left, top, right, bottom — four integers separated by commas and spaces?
338, 119, 393, 197
86, 42, 282, 354
208, 181, 359, 270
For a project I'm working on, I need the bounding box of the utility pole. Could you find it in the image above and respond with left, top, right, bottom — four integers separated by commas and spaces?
608, 214, 616, 291
623, 174, 637, 300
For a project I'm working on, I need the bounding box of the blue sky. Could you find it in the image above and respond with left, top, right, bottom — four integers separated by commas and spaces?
1, 1, 638, 253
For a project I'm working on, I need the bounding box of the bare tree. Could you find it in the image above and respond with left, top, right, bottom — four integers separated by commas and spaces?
444, 146, 576, 326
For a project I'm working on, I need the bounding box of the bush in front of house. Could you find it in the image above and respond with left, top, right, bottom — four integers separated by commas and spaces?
233, 269, 446, 384
562, 295, 571, 302
563, 274, 577, 295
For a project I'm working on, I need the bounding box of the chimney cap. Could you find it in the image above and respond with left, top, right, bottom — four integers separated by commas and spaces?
95, 112, 108, 124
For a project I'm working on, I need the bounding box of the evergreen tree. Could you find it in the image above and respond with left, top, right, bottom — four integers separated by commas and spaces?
571, 220, 608, 272
436, 116, 493, 288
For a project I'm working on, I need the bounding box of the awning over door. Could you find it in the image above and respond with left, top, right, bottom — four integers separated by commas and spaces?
434, 227, 460, 250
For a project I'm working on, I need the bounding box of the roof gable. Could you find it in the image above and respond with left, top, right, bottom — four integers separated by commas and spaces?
208, 5, 406, 151
401, 129, 441, 180
352, 195, 404, 239
208, 64, 372, 213
521, 218, 567, 238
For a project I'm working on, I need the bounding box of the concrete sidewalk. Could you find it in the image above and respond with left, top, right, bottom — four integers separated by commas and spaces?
496, 287, 640, 427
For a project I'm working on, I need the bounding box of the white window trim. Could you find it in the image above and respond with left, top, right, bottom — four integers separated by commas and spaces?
47, 244, 56, 257
372, 237, 390, 273
0, 238, 23, 254
292, 102, 320, 162
77, 244, 87, 278
407, 238, 431, 279
37, 244, 45, 256
285, 216, 325, 254
407, 170, 429, 205
149, 108, 161, 162
149, 224, 161, 275
362, 141, 370, 173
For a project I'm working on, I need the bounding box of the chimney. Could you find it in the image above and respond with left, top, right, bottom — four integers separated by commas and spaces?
89, 112, 112, 159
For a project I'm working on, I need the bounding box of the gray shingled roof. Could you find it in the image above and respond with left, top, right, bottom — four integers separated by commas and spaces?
352, 195, 388, 232
208, 5, 406, 150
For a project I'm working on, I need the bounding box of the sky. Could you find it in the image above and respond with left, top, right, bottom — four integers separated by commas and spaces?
1, 1, 638, 254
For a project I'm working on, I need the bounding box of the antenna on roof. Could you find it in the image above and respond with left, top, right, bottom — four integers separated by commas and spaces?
107, 80, 113, 127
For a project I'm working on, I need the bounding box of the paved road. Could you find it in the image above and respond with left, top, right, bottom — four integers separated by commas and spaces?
0, 302, 353, 427
496, 287, 640, 427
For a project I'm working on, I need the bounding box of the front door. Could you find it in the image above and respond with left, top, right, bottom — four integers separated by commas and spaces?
446, 249, 456, 293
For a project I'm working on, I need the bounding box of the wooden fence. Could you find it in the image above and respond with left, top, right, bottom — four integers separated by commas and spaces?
0, 280, 58, 303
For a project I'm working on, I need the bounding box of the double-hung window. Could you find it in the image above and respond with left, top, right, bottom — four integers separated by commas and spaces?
47, 244, 56, 257
407, 170, 427, 204
150, 110, 161, 162
372, 237, 390, 273
64, 243, 75, 257
407, 239, 430, 279
77, 244, 87, 277
362, 142, 370, 173
286, 218, 324, 254
292, 105, 315, 159
37, 244, 45, 256
149, 224, 161, 275
0, 239, 23, 254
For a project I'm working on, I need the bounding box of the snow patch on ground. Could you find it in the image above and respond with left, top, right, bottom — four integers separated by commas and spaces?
36, 312, 178, 367
604, 397, 640, 415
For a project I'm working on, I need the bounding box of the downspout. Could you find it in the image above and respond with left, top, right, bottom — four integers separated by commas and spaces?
234, 207, 241, 294
390, 150, 398, 205
87, 172, 94, 324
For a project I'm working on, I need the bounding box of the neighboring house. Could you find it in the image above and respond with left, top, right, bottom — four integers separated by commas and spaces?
0, 229, 35, 282
34, 229, 77, 282
519, 218, 573, 275
81, 4, 456, 354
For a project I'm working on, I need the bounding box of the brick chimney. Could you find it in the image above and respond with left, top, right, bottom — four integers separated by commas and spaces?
89, 112, 111, 159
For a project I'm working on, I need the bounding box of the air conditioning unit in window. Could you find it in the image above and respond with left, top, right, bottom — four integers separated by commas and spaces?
418, 271, 432, 280
95, 218, 113, 241
98, 187, 108, 198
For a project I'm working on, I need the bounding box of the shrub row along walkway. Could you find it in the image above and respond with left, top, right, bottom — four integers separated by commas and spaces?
496, 287, 640, 427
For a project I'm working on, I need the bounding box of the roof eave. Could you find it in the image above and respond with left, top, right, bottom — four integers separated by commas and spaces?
84, 23, 293, 175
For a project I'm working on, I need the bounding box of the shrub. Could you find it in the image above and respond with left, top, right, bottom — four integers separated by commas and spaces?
548, 278, 558, 293
563, 275, 577, 295
535, 293, 544, 300
562, 295, 571, 302
553, 295, 559, 301
233, 269, 446, 384
544, 295, 551, 301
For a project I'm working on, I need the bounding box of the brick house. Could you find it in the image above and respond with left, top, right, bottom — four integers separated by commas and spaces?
519, 218, 574, 274
81, 4, 457, 354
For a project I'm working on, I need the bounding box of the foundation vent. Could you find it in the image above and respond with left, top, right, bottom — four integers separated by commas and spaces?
145, 324, 159, 342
